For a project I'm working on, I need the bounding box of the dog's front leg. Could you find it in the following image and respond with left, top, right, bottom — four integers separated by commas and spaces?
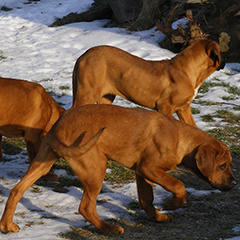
176, 104, 197, 127
136, 174, 173, 222
136, 164, 186, 211
156, 100, 175, 116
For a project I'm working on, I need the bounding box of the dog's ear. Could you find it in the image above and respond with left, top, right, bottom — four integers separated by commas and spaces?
206, 41, 221, 68
195, 144, 215, 177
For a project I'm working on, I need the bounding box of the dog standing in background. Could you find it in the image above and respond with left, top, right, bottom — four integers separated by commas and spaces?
0, 78, 65, 180
72, 39, 224, 127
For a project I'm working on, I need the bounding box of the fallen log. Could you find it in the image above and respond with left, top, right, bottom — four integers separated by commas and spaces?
50, 3, 112, 27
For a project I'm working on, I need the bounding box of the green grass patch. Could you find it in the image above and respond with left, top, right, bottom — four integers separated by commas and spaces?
198, 81, 239, 98
39, 78, 53, 82
198, 81, 229, 94
201, 114, 215, 122
57, 101, 65, 106
224, 71, 235, 76
233, 106, 240, 111
36, 159, 135, 189
227, 86, 240, 95
208, 125, 240, 155
30, 185, 42, 193
25, 220, 44, 228
24, 0, 40, 4
40, 215, 59, 220
198, 82, 210, 94
105, 160, 135, 183
1, 6, 12, 11
191, 107, 200, 114
45, 204, 54, 208
36, 175, 83, 191
2, 137, 26, 157
0, 50, 7, 60
52, 158, 74, 176
127, 201, 139, 211
192, 99, 219, 106
59, 85, 70, 90
215, 110, 240, 124
58, 226, 99, 240
222, 96, 236, 101
25, 221, 36, 227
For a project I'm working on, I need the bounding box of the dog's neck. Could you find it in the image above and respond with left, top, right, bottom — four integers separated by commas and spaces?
179, 146, 209, 183
175, 124, 208, 160
170, 49, 216, 89
180, 147, 198, 170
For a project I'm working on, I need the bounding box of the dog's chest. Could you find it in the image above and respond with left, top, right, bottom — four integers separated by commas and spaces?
188, 85, 200, 103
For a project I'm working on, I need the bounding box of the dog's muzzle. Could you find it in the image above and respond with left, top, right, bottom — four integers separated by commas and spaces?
211, 177, 237, 192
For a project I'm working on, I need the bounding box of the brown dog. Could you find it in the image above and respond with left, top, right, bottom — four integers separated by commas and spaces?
0, 105, 236, 234
72, 38, 225, 127
0, 77, 65, 179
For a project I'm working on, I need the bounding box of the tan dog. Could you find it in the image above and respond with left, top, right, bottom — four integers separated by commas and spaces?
0, 105, 236, 234
72, 39, 225, 127
0, 77, 65, 179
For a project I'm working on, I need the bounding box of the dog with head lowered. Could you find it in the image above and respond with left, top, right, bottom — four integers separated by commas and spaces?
0, 77, 65, 179
72, 38, 225, 127
0, 105, 236, 234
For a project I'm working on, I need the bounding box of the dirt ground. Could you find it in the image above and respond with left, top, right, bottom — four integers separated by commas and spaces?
60, 154, 240, 240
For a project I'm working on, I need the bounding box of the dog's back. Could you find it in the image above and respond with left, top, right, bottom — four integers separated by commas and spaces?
51, 104, 208, 169
0, 77, 64, 136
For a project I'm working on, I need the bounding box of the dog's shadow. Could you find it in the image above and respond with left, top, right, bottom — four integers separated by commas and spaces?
0, 178, 137, 231
0, 153, 137, 233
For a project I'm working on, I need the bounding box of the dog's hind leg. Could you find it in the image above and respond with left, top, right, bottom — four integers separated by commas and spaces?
72, 81, 105, 107
25, 130, 59, 181
73, 91, 99, 107
0, 146, 58, 233
136, 174, 173, 222
68, 151, 124, 234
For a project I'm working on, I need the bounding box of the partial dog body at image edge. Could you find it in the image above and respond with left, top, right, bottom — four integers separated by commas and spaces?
72, 38, 225, 127
0, 105, 236, 234
0, 77, 65, 179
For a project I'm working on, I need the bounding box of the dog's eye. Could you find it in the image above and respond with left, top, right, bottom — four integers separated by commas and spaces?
219, 163, 226, 170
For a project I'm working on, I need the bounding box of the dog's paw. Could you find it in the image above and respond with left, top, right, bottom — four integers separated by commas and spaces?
100, 222, 124, 234
0, 222, 20, 233
111, 225, 124, 234
155, 212, 173, 222
164, 196, 186, 210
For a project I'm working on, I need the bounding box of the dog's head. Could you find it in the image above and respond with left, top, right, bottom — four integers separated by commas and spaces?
205, 40, 225, 70
195, 140, 236, 191
189, 38, 225, 70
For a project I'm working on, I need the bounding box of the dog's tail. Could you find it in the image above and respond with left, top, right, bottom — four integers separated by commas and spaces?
54, 128, 105, 158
